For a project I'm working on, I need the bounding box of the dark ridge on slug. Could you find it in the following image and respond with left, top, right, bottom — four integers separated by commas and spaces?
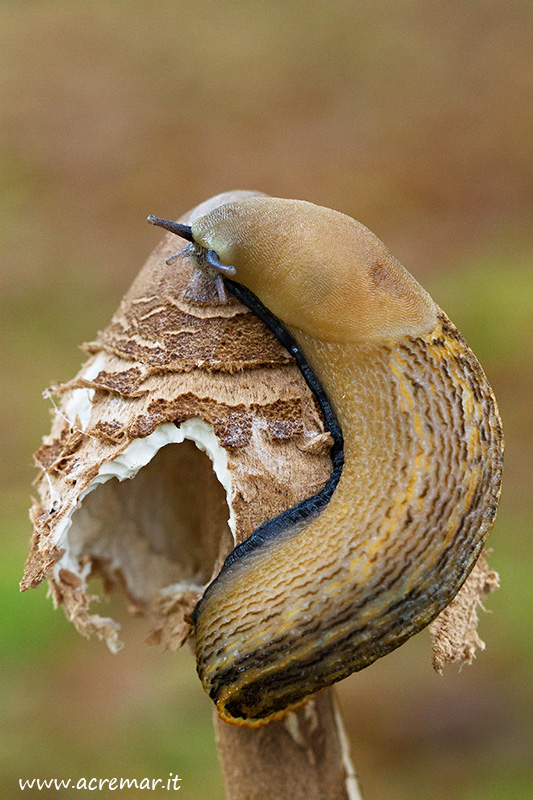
192, 278, 345, 624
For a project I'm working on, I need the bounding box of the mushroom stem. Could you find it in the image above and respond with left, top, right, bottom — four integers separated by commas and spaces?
214, 689, 362, 800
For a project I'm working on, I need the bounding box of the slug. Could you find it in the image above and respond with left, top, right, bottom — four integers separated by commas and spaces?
147, 197, 503, 727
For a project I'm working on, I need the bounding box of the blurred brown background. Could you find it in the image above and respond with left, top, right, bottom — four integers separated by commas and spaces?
1, 1, 532, 798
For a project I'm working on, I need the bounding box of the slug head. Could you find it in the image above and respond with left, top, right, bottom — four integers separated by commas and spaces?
191, 197, 438, 343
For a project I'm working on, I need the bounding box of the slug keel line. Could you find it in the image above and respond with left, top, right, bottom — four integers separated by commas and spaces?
196, 278, 345, 579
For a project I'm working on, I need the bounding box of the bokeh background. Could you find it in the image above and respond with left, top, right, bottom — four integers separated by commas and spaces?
1, 1, 532, 798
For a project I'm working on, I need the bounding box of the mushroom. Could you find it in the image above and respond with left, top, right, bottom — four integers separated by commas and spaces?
22, 191, 501, 800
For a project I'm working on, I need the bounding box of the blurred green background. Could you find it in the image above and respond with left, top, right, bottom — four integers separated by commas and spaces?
1, 1, 532, 798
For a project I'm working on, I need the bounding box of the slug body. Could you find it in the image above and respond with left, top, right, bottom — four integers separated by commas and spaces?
163, 198, 503, 726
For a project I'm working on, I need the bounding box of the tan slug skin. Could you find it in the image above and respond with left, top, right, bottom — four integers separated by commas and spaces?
190, 197, 503, 727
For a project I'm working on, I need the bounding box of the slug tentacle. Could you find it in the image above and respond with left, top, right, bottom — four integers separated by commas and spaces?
205, 248, 237, 276
147, 215, 194, 242
149, 197, 503, 727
